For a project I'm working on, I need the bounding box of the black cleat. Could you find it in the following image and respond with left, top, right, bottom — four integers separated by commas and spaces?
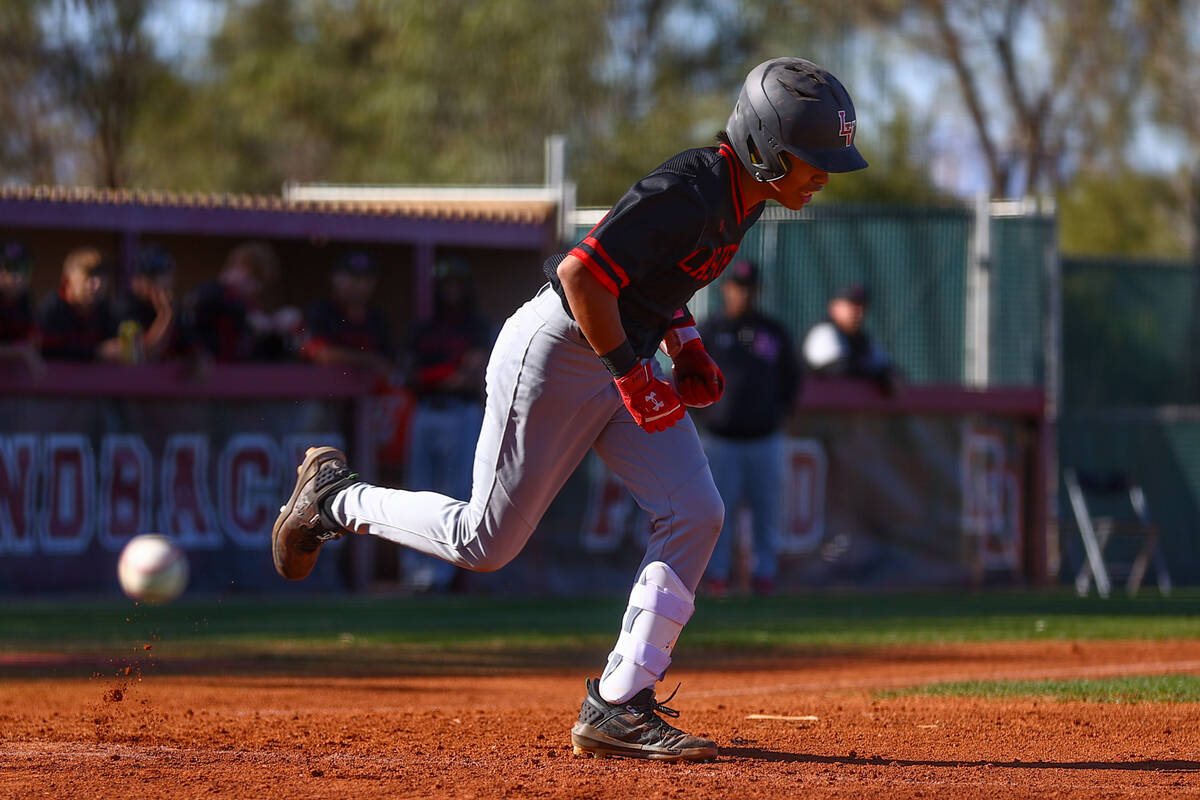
271, 446, 359, 581
570, 678, 718, 762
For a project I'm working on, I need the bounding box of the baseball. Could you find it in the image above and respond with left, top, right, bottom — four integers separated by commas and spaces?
117, 534, 189, 604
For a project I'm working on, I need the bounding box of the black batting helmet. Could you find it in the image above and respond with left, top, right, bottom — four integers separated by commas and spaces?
726, 57, 867, 181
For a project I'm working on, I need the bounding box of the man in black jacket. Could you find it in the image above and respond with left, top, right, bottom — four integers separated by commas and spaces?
697, 260, 799, 596
802, 283, 894, 392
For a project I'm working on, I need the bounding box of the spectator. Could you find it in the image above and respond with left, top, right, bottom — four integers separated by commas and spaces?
0, 241, 43, 374
697, 260, 799, 596
802, 283, 894, 393
109, 245, 186, 362
300, 250, 395, 376
187, 241, 281, 361
402, 256, 493, 592
38, 247, 122, 362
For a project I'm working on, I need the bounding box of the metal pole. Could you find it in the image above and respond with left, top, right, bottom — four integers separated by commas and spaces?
965, 192, 991, 387
1191, 170, 1200, 400
1042, 209, 1062, 581
545, 134, 573, 246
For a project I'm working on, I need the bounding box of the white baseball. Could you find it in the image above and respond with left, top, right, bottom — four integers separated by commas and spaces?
117, 534, 189, 604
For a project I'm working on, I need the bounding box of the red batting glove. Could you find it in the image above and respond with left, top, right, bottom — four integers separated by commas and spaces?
671, 339, 724, 408
615, 361, 686, 433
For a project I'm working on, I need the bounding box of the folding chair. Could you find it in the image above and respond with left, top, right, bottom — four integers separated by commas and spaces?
1064, 469, 1172, 598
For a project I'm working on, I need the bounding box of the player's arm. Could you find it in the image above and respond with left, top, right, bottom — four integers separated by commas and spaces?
556, 254, 625, 355
556, 254, 684, 433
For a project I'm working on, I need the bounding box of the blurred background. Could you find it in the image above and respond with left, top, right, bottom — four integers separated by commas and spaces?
0, 0, 1196, 598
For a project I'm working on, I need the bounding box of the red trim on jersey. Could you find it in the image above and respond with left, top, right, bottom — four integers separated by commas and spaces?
584, 212, 611, 239
568, 246, 620, 296
583, 236, 630, 287
718, 144, 746, 224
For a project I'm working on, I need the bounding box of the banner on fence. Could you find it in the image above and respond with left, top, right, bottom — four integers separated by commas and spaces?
0, 395, 354, 593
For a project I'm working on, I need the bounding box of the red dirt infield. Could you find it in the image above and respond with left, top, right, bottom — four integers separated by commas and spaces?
2, 639, 1199, 799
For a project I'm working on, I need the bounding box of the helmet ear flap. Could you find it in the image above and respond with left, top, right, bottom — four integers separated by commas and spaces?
744, 135, 767, 169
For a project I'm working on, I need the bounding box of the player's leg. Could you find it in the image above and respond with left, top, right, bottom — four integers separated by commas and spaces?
273, 286, 615, 580
701, 433, 742, 593
570, 403, 722, 761
744, 432, 785, 593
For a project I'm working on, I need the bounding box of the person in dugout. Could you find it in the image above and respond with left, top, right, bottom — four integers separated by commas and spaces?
186, 241, 283, 362
299, 250, 396, 377
109, 245, 188, 363
38, 247, 122, 362
0, 241, 43, 374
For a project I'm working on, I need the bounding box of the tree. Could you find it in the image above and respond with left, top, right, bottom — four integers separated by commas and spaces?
0, 0, 63, 184
848, 0, 1168, 199
0, 0, 167, 188
1058, 169, 1191, 259
48, 0, 165, 188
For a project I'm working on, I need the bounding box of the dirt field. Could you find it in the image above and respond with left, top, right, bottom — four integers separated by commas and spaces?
2, 639, 1199, 799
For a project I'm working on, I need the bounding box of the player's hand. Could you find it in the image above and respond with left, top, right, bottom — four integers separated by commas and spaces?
614, 361, 685, 433
671, 339, 724, 408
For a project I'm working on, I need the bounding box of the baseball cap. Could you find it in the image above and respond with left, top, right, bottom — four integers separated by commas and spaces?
726, 260, 758, 286
333, 250, 377, 275
834, 283, 869, 305
135, 245, 176, 277
435, 255, 472, 281
0, 241, 32, 275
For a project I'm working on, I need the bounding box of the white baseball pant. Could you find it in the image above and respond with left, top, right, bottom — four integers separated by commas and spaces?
329, 284, 724, 592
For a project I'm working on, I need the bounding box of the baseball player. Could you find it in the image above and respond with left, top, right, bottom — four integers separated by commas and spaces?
273, 57, 867, 762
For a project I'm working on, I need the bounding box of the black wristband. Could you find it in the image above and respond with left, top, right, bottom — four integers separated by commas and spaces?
598, 340, 638, 378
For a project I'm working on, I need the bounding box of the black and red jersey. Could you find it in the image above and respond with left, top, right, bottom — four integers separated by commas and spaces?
300, 298, 395, 362
38, 291, 117, 361
407, 312, 493, 400
0, 291, 35, 344
186, 281, 253, 362
544, 143, 764, 357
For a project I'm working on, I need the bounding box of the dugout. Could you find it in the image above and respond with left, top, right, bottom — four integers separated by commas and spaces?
0, 184, 560, 345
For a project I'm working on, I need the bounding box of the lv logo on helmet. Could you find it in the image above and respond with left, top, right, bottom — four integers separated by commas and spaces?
838, 110, 856, 147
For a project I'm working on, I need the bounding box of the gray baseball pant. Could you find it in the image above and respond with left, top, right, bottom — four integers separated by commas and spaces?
330, 284, 724, 592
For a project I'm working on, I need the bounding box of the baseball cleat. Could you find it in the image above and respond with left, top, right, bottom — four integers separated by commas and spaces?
271, 446, 359, 581
570, 678, 717, 762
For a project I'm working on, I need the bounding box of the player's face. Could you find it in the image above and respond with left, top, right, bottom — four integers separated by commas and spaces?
332, 271, 374, 306
830, 298, 865, 334
0, 265, 30, 296
767, 155, 829, 210
721, 280, 752, 317
65, 266, 106, 306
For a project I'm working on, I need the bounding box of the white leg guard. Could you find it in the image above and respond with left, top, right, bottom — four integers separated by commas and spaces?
598, 561, 695, 705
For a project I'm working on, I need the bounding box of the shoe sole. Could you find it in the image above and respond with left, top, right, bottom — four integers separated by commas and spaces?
570, 723, 718, 762
271, 446, 344, 581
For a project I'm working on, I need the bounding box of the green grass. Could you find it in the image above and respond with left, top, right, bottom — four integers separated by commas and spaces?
880, 674, 1200, 704
1, 589, 1198, 672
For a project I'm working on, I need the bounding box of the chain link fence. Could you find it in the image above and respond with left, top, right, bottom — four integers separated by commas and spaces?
576, 202, 1055, 388
1061, 257, 1199, 409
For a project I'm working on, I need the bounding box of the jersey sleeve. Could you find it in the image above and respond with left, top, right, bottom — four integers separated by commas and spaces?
568, 175, 706, 296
